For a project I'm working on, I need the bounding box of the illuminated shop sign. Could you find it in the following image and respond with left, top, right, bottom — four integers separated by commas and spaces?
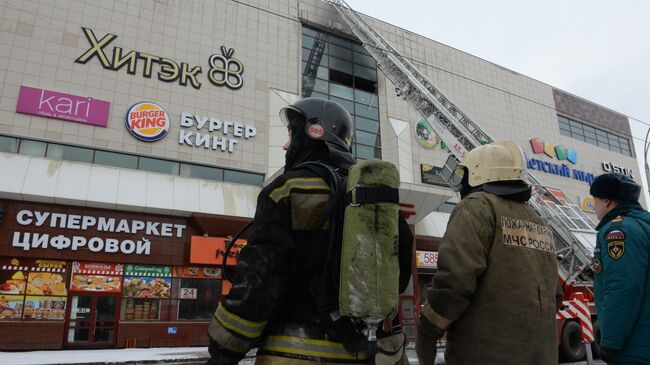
579, 196, 596, 213
526, 157, 594, 185
16, 85, 110, 127
11, 209, 186, 256
75, 27, 244, 90
529, 138, 577, 164
416, 251, 438, 269
179, 112, 257, 153
528, 138, 594, 185
602, 162, 634, 179
125, 102, 170, 142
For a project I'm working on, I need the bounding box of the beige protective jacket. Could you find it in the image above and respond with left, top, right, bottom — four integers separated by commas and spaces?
426, 191, 559, 365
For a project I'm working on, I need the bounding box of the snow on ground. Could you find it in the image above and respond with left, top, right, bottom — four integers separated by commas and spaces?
0, 346, 443, 365
0, 347, 210, 365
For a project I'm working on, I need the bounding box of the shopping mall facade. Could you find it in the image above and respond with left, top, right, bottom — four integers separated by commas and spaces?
0, 0, 642, 350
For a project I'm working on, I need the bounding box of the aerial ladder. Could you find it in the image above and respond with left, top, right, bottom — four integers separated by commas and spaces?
302, 31, 328, 97
326, 0, 597, 298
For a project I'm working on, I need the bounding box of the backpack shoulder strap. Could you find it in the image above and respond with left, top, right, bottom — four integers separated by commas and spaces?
293, 161, 346, 230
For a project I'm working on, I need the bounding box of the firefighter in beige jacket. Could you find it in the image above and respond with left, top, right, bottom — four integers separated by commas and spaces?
416, 141, 561, 365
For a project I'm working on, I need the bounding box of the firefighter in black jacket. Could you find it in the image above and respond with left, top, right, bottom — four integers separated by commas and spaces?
206, 97, 413, 365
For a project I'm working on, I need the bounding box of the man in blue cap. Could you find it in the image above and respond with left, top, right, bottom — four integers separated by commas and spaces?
590, 172, 650, 364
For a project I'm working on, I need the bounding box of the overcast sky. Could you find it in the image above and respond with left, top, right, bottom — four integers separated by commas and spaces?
345, 0, 650, 199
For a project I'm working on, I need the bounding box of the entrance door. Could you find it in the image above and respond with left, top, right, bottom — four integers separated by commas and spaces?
65, 294, 119, 347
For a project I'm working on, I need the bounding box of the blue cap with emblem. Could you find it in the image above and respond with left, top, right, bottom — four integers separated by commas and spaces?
590, 172, 640, 203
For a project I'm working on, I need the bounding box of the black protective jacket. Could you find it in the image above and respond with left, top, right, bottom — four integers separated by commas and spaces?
207, 166, 413, 364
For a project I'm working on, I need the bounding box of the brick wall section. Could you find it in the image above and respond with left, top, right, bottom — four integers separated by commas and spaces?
553, 88, 631, 137
117, 322, 209, 348
0, 322, 64, 349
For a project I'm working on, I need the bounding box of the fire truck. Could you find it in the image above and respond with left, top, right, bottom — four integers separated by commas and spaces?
326, 1, 599, 360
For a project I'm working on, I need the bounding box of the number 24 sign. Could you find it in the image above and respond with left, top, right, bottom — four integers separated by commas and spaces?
180, 288, 197, 299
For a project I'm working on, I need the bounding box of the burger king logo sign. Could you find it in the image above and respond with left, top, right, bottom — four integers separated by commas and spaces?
125, 102, 170, 141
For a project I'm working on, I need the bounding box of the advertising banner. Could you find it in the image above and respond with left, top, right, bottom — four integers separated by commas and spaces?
173, 266, 220, 279
16, 85, 110, 127
189, 237, 246, 266
23, 296, 66, 320
123, 277, 171, 298
416, 251, 438, 269
124, 264, 171, 277
0, 295, 24, 319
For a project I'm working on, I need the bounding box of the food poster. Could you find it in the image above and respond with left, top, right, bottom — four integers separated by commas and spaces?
23, 296, 66, 320
71, 262, 123, 293
0, 270, 26, 295
71, 275, 122, 293
26, 272, 67, 296
0, 257, 65, 295
173, 266, 221, 279
123, 277, 172, 298
0, 295, 24, 319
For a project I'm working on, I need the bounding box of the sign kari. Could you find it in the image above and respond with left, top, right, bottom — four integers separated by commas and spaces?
16, 85, 110, 127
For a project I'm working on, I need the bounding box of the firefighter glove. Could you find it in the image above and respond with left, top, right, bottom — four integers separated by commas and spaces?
599, 345, 621, 363
206, 338, 246, 365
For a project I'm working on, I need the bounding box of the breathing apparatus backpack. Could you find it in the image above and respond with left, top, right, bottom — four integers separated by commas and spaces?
222, 159, 401, 354
299, 159, 402, 354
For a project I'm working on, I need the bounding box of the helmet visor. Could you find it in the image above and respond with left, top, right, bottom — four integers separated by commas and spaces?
279, 105, 306, 129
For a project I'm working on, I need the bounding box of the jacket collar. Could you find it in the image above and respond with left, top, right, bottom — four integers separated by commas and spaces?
596, 202, 643, 230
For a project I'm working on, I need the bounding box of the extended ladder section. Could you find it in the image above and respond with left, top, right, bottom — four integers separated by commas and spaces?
327, 0, 597, 287
303, 31, 328, 97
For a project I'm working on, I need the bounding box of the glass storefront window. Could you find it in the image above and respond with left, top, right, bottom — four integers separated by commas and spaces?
0, 134, 263, 185
175, 278, 221, 320
224, 170, 264, 186
18, 139, 46, 157
46, 143, 94, 163
94, 150, 138, 169
138, 157, 180, 175
121, 298, 161, 321
0, 135, 18, 153
180, 163, 223, 180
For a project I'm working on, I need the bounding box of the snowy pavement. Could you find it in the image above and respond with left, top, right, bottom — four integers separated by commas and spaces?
0, 347, 210, 365
0, 346, 600, 365
0, 346, 442, 365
